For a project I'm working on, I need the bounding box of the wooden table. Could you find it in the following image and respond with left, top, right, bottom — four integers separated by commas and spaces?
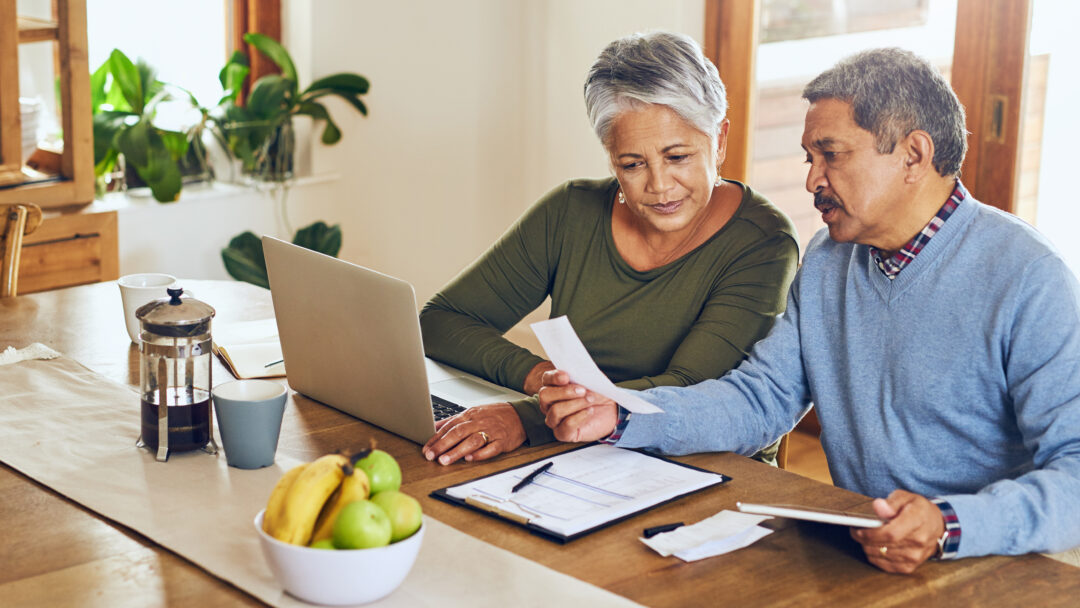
1, 281, 1076, 607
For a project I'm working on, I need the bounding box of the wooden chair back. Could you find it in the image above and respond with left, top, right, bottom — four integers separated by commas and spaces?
1, 203, 43, 297
776, 432, 790, 470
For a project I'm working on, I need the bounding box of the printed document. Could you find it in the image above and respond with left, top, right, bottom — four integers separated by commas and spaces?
445, 444, 724, 538
531, 316, 662, 414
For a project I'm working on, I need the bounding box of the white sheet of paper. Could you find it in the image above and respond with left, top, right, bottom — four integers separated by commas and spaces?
640, 510, 773, 557
673, 525, 774, 562
530, 316, 663, 414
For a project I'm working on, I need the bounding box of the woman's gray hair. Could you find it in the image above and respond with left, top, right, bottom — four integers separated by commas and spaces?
584, 31, 727, 148
803, 48, 967, 176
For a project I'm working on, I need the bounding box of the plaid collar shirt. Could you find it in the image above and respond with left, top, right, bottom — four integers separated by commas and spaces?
870, 182, 966, 279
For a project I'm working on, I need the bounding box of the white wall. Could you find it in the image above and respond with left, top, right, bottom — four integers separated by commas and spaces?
113, 0, 704, 310
290, 0, 704, 302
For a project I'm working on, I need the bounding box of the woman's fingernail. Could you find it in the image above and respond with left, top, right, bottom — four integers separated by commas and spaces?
575, 386, 586, 395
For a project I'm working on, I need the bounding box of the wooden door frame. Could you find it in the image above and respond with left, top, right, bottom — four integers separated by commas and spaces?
230, 0, 283, 104
951, 0, 1032, 213
703, 0, 759, 185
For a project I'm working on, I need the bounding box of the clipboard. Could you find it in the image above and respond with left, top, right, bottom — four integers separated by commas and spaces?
430, 444, 730, 543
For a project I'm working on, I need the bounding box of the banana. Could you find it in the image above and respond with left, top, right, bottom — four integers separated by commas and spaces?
267, 453, 349, 545
310, 462, 371, 543
262, 463, 308, 534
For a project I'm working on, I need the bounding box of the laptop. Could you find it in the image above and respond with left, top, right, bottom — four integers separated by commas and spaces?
262, 236, 528, 444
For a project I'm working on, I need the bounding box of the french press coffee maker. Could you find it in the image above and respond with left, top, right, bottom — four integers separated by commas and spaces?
135, 287, 219, 462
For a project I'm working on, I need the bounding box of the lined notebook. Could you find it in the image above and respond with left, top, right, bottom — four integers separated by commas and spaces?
212, 318, 285, 379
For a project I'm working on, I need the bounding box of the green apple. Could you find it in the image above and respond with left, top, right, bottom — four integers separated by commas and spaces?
332, 500, 392, 549
309, 538, 336, 550
356, 449, 402, 495
370, 490, 423, 542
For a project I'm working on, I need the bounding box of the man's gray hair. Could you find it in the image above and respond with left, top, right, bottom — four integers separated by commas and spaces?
584, 31, 727, 147
803, 48, 967, 176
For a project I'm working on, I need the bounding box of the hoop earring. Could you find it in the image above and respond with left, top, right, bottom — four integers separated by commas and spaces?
617, 190, 626, 205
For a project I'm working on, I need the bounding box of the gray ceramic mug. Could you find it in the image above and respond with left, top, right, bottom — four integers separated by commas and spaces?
212, 380, 288, 469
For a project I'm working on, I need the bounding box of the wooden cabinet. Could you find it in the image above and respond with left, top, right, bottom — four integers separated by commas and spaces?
0, 0, 94, 207
2, 0, 114, 293
17, 205, 118, 294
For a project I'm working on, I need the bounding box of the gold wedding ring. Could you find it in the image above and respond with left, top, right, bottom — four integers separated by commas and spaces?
478, 431, 490, 445
879, 545, 888, 556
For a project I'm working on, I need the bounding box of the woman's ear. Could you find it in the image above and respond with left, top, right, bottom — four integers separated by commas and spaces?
902, 130, 935, 183
715, 119, 731, 169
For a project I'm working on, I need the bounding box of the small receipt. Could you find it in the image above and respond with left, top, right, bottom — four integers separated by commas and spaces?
531, 316, 662, 414
641, 510, 773, 558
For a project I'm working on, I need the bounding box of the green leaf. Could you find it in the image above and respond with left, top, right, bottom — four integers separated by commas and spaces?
114, 117, 152, 168
94, 148, 118, 177
92, 110, 131, 166
295, 101, 340, 144
90, 61, 110, 115
293, 221, 342, 257
140, 145, 183, 202
302, 73, 370, 96
246, 75, 293, 118
136, 58, 161, 104
159, 129, 190, 160
108, 49, 143, 114
301, 90, 368, 116
221, 231, 270, 288
218, 50, 250, 95
242, 32, 298, 87
104, 76, 131, 112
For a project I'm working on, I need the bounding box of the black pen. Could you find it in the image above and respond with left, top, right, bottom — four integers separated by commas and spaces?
643, 522, 684, 538
511, 461, 553, 493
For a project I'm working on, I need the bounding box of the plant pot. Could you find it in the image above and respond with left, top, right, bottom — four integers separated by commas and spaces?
244, 120, 295, 183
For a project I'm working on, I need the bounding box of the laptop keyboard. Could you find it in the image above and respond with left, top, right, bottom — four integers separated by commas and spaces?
431, 394, 465, 421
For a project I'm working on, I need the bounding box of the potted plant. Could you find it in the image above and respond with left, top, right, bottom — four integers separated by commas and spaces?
216, 33, 370, 182
218, 33, 370, 287
91, 49, 221, 202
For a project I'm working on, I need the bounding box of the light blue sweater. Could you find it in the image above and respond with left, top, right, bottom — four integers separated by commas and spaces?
617, 192, 1080, 558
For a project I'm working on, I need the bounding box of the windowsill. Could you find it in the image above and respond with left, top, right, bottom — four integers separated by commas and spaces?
87, 172, 341, 213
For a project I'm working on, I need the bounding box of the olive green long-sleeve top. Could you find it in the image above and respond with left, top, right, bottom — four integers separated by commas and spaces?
420, 177, 799, 449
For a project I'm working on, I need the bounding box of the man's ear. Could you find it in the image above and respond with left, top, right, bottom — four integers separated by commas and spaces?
902, 130, 935, 183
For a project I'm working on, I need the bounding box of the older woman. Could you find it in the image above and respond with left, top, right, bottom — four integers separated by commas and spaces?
420, 31, 798, 465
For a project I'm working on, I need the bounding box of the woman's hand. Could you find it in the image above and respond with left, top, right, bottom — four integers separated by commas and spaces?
538, 370, 618, 442
850, 490, 946, 574
422, 402, 527, 465
523, 360, 557, 395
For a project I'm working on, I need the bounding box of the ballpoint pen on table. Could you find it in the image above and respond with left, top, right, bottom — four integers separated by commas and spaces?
511, 461, 553, 493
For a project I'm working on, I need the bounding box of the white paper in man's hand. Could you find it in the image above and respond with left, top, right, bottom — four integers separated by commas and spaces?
530, 316, 663, 414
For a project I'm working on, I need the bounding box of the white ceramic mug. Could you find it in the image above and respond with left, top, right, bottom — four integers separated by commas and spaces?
118, 273, 180, 343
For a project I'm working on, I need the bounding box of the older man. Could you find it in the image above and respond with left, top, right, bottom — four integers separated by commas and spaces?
539, 48, 1080, 574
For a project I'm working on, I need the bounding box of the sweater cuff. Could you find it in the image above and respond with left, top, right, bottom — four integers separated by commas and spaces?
508, 397, 556, 446
504, 354, 546, 394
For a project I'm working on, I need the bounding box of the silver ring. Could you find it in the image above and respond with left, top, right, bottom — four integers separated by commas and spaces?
478, 431, 490, 445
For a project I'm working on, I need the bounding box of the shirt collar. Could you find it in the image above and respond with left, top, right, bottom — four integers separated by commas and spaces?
871, 181, 966, 280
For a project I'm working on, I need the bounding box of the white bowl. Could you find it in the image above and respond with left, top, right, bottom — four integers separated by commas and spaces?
254, 510, 424, 605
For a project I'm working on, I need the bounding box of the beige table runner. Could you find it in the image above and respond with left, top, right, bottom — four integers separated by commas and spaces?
0, 355, 641, 607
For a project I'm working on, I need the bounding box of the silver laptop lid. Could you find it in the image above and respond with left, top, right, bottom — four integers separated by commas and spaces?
262, 236, 437, 443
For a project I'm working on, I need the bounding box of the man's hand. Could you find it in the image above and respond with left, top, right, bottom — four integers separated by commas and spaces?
422, 402, 527, 465
850, 489, 946, 574
537, 370, 618, 442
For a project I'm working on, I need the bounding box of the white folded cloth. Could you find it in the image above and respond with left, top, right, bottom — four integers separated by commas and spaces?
0, 343, 61, 366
